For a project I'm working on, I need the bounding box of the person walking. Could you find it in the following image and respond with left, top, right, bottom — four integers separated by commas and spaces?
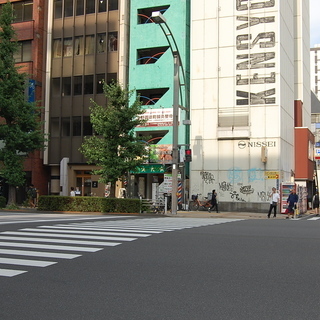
70, 187, 76, 197
286, 189, 298, 219
27, 184, 37, 208
312, 191, 319, 216
267, 187, 280, 218
209, 190, 219, 213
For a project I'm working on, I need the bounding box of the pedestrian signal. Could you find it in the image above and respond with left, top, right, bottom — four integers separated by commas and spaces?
185, 149, 192, 162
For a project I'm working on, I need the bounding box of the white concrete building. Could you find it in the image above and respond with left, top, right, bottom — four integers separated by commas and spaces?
311, 45, 320, 98
190, 0, 311, 212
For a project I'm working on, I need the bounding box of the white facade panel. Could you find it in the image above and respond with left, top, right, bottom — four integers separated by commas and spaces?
190, 0, 310, 211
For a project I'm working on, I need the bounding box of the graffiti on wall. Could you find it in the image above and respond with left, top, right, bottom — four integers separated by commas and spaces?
240, 185, 254, 195
200, 171, 215, 184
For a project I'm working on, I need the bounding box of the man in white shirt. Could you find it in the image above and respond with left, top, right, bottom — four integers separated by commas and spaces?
267, 187, 280, 218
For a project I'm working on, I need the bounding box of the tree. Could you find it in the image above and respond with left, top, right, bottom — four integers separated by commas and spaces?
0, 2, 46, 205
80, 82, 148, 197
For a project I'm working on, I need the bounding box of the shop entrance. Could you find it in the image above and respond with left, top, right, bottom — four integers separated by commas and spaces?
75, 170, 92, 196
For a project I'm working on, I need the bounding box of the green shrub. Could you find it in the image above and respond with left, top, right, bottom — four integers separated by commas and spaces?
37, 196, 141, 213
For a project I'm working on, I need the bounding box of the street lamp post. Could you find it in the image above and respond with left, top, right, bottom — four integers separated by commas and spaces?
152, 11, 184, 215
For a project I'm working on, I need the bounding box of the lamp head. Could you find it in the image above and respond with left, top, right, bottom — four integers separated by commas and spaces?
152, 11, 167, 24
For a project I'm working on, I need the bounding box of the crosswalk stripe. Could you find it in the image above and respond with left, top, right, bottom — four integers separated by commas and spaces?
0, 236, 121, 247
2, 231, 136, 242
0, 241, 102, 252
53, 225, 163, 234
0, 249, 80, 259
0, 268, 27, 277
0, 257, 56, 267
308, 217, 320, 220
21, 228, 151, 238
64, 224, 172, 232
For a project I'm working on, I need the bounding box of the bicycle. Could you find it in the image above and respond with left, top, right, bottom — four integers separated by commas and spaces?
189, 194, 212, 211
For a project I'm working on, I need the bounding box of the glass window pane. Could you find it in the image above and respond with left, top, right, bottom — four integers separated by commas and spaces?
13, 43, 22, 63
85, 35, 94, 55
53, 39, 62, 58
76, 0, 84, 15
107, 72, 117, 84
108, 32, 118, 51
97, 33, 106, 53
64, 0, 73, 17
86, 0, 95, 14
83, 116, 93, 136
62, 77, 71, 96
22, 41, 32, 61
98, 0, 106, 12
24, 1, 33, 21
50, 117, 60, 137
74, 36, 84, 55
96, 74, 105, 94
52, 78, 61, 96
13, 2, 23, 22
73, 116, 81, 136
74, 76, 82, 95
84, 75, 93, 94
63, 37, 73, 57
108, 0, 118, 10
54, 0, 62, 19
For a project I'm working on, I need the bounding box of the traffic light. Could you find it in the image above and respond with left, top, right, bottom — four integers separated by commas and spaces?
185, 149, 192, 162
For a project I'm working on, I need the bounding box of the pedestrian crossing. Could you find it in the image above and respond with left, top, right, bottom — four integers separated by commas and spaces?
0, 217, 240, 278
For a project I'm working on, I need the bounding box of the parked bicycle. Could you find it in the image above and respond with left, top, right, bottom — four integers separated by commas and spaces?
189, 194, 211, 211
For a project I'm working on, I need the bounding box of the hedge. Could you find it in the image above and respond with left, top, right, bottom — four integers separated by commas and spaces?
37, 196, 143, 213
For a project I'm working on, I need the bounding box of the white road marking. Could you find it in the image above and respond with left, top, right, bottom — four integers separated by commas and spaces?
0, 257, 56, 267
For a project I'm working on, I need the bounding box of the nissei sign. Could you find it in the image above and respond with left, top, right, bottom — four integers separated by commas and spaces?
315, 148, 320, 159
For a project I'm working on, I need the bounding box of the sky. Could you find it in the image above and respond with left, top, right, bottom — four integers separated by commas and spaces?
310, 0, 320, 47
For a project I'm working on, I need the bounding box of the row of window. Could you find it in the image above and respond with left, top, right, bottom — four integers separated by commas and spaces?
0, 1, 33, 23
54, 0, 118, 19
51, 116, 93, 137
53, 32, 117, 58
52, 73, 117, 96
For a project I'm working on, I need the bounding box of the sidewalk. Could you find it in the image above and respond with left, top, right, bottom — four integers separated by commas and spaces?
173, 210, 316, 219
0, 207, 316, 220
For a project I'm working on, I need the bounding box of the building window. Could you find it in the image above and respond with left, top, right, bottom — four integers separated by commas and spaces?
52, 78, 61, 96
53, 39, 62, 58
54, 0, 62, 19
107, 73, 117, 85
13, 41, 32, 62
137, 6, 169, 24
62, 117, 70, 137
97, 33, 106, 53
73, 116, 81, 136
62, 77, 71, 96
108, 32, 118, 51
50, 117, 60, 138
108, 0, 118, 11
83, 116, 93, 136
74, 76, 82, 95
12, 0, 33, 23
98, 0, 106, 12
63, 38, 73, 57
84, 75, 93, 94
96, 74, 105, 94
76, 0, 84, 15
85, 35, 94, 55
74, 36, 84, 55
64, 0, 73, 17
86, 0, 95, 14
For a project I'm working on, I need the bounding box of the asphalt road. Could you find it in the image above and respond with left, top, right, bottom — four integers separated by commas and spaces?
0, 214, 320, 319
